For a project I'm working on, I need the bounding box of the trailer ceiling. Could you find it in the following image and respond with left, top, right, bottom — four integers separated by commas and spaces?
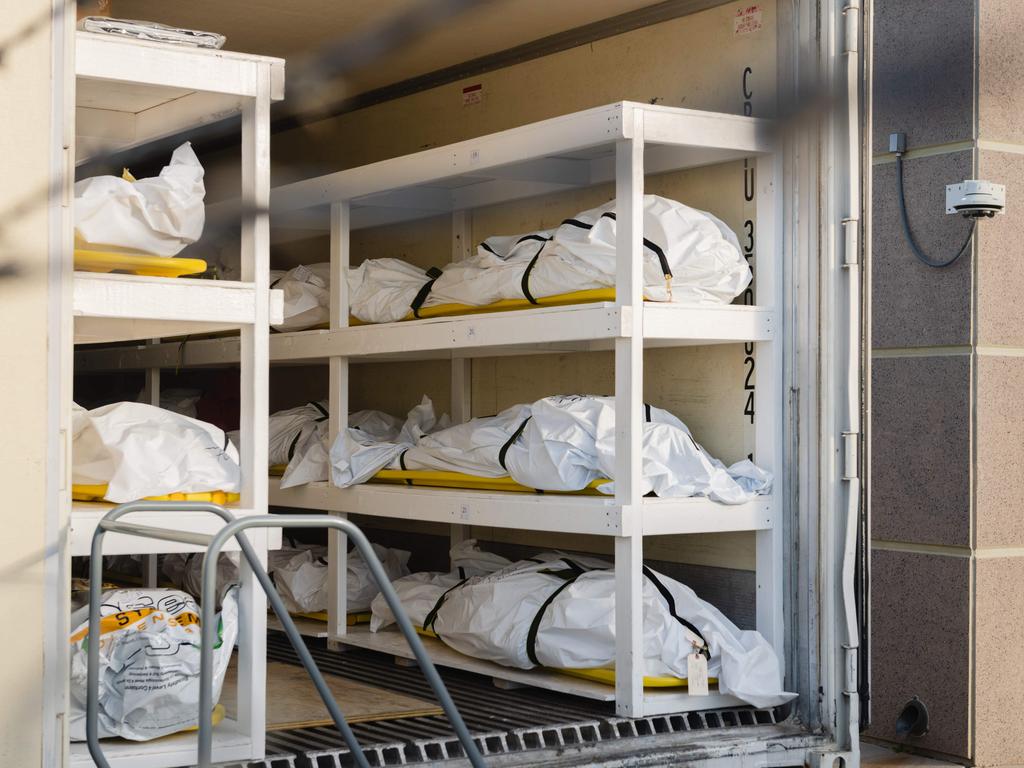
111, 0, 730, 98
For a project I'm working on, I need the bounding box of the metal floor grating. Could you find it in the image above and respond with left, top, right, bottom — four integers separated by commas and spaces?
222, 631, 785, 767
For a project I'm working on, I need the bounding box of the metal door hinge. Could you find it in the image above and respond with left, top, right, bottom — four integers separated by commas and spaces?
842, 431, 860, 480
841, 217, 860, 267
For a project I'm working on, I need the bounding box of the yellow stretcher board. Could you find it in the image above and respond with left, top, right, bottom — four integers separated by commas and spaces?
71, 484, 240, 505
371, 470, 607, 495
269, 466, 607, 495
292, 611, 372, 626
347, 287, 620, 326
74, 248, 207, 278
413, 626, 697, 688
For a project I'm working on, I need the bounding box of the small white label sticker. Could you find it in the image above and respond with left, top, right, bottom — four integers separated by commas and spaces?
733, 5, 763, 36
687, 653, 710, 696
462, 83, 483, 106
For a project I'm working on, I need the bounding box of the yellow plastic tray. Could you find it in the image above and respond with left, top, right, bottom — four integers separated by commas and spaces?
348, 287, 619, 326
371, 470, 606, 495
269, 467, 605, 495
413, 627, 697, 687
292, 611, 372, 626
74, 248, 207, 278
72, 484, 240, 505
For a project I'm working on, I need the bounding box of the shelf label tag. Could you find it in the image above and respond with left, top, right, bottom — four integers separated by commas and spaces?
687, 653, 709, 696
734, 5, 763, 36
462, 83, 483, 106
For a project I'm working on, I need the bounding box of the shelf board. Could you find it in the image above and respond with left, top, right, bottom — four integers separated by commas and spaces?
267, 614, 330, 639
75, 31, 284, 163
336, 625, 745, 714
74, 303, 772, 368
71, 502, 282, 556
269, 478, 772, 537
269, 102, 773, 235
70, 718, 254, 768
73, 273, 283, 345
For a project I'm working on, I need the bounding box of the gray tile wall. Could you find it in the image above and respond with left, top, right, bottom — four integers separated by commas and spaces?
871, 0, 975, 154
975, 355, 1024, 550
871, 152, 974, 349
868, 0, 981, 762
871, 355, 971, 547
974, 556, 1024, 767
979, 0, 1024, 146
867, 550, 971, 759
976, 151, 1024, 348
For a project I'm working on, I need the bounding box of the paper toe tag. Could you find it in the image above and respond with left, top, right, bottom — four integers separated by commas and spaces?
687, 653, 709, 696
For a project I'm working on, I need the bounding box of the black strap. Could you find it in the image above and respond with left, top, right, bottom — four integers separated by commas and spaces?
516, 234, 551, 246
526, 566, 586, 666
497, 417, 532, 470
520, 253, 544, 305
560, 217, 591, 229
269, 276, 282, 289
410, 267, 444, 318
642, 566, 710, 658
644, 403, 652, 423
309, 401, 329, 421
423, 577, 469, 633
480, 241, 500, 257
398, 449, 413, 485
600, 212, 673, 279
286, 430, 302, 461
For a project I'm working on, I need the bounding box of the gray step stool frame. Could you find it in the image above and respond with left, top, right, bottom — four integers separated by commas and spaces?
83, 500, 486, 768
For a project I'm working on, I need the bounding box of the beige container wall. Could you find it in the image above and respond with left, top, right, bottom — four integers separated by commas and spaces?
0, 0, 60, 766
248, 0, 778, 571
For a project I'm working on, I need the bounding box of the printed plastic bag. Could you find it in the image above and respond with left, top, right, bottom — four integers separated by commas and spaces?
75, 142, 206, 256
68, 587, 238, 741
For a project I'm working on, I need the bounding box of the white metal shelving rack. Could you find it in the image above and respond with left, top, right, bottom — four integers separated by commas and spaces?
70, 31, 284, 768
74, 101, 783, 719
272, 101, 783, 719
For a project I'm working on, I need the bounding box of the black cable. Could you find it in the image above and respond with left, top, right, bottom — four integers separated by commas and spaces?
895, 153, 975, 268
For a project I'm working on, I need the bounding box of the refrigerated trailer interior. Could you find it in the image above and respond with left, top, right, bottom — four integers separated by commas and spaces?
41, 0, 867, 766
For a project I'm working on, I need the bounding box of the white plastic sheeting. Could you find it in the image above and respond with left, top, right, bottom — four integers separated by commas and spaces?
276, 196, 746, 326
369, 539, 512, 631
74, 142, 205, 257
330, 395, 770, 504
72, 401, 240, 502
231, 401, 419, 488
269, 262, 331, 331
330, 396, 451, 487
345, 195, 750, 323
373, 550, 794, 709
68, 587, 238, 741
164, 541, 411, 613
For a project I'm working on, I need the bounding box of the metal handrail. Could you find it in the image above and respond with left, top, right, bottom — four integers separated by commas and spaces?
85, 500, 486, 768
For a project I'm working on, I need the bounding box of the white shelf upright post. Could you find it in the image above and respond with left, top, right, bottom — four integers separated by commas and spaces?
328, 201, 352, 645
235, 61, 273, 756
754, 153, 785, 659
613, 108, 646, 718
143, 348, 160, 587
450, 210, 473, 561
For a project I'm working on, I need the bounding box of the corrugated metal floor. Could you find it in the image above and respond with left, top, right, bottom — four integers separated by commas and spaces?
222, 631, 786, 767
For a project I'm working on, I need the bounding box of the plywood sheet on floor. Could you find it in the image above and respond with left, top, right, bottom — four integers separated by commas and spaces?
221, 659, 442, 730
